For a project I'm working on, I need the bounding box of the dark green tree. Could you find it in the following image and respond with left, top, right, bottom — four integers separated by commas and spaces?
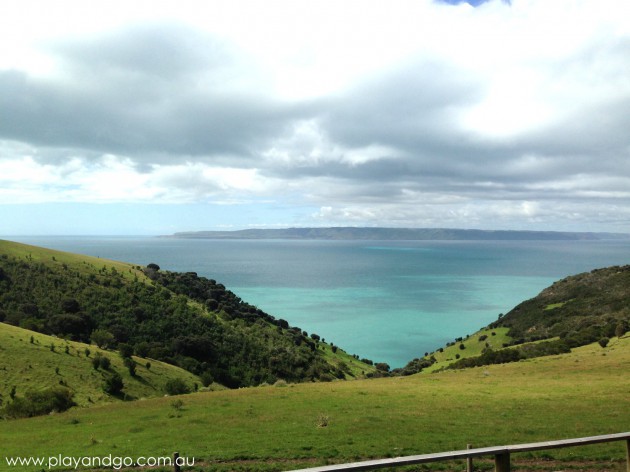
103, 373, 124, 396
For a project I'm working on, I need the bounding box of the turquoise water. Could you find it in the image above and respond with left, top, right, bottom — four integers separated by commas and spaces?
7, 236, 630, 367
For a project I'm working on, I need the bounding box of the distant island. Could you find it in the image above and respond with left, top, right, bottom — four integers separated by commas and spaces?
168, 227, 630, 241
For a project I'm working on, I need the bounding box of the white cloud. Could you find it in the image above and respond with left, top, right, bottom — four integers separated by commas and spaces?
1, 0, 630, 232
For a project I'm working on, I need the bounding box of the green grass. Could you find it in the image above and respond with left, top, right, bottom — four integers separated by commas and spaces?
2, 335, 629, 471
0, 323, 207, 408
423, 327, 512, 372
544, 301, 572, 311
0, 239, 149, 283
319, 343, 375, 378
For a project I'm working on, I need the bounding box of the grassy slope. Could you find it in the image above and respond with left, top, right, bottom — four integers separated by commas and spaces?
0, 322, 205, 407
423, 327, 512, 372
0, 239, 148, 283
496, 265, 630, 341
2, 335, 629, 471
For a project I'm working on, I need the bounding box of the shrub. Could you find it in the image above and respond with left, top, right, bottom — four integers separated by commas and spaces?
200, 371, 214, 387
118, 343, 134, 359
2, 387, 76, 419
615, 322, 627, 338
103, 373, 124, 395
598, 337, 609, 348
459, 343, 466, 350
124, 357, 136, 376
164, 378, 191, 396
316, 413, 330, 428
90, 329, 115, 349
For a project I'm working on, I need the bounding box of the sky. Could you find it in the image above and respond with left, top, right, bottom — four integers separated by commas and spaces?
1, 0, 630, 235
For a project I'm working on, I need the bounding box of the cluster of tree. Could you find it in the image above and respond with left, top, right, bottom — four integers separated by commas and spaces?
0, 254, 352, 388
0, 386, 76, 419
445, 339, 573, 370
491, 265, 630, 346
391, 357, 436, 376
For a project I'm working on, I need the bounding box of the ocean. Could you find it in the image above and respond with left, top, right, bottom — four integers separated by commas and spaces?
7, 236, 630, 368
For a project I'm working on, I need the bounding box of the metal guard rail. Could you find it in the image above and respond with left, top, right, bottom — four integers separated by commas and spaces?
285, 432, 630, 472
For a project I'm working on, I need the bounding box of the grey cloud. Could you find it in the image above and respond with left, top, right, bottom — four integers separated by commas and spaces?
263, 49, 630, 210
323, 60, 481, 150
52, 24, 231, 81
0, 24, 305, 162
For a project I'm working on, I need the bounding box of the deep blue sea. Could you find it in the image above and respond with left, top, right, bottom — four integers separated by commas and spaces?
7, 236, 630, 367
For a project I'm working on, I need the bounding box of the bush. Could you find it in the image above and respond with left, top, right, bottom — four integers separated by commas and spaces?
118, 343, 134, 359
616, 322, 627, 338
598, 337, 609, 348
90, 329, 115, 349
124, 357, 136, 376
103, 373, 124, 395
2, 387, 76, 419
164, 378, 191, 396
92, 354, 111, 371
200, 371, 214, 387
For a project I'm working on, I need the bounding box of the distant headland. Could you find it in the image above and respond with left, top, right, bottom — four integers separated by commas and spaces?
167, 227, 630, 241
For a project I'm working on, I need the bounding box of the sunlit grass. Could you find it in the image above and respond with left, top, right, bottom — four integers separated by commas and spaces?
2, 336, 629, 471
0, 323, 204, 407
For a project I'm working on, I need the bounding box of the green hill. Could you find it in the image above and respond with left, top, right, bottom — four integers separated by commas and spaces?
1, 335, 629, 471
400, 265, 630, 374
494, 265, 630, 343
0, 240, 373, 390
0, 322, 205, 409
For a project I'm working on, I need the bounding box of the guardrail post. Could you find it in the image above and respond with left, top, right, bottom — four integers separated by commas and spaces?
494, 452, 510, 472
626, 439, 630, 472
467, 444, 473, 472
173, 452, 181, 472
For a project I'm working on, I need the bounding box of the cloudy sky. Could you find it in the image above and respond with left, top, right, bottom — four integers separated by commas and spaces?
1, 0, 629, 235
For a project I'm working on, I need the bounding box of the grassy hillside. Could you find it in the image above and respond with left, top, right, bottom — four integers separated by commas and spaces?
2, 335, 629, 471
0, 239, 147, 282
422, 327, 512, 372
0, 323, 206, 409
0, 239, 374, 389
495, 265, 630, 343
404, 266, 630, 374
